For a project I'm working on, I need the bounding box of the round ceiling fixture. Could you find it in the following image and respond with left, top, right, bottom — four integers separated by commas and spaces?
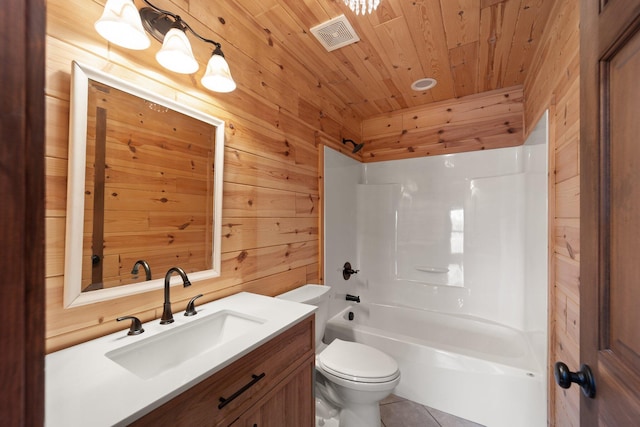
411, 78, 437, 91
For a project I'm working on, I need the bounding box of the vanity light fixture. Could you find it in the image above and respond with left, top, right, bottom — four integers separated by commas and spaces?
95, 0, 236, 93
344, 0, 381, 15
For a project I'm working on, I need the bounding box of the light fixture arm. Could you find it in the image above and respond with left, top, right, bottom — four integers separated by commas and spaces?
180, 19, 222, 51
142, 0, 175, 21
142, 0, 222, 51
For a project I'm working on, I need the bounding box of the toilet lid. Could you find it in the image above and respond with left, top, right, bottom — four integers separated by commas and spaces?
317, 339, 399, 383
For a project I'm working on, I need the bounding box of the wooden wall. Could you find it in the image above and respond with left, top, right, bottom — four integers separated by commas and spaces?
360, 85, 524, 161
522, 0, 580, 425
45, 0, 359, 352
44, 9, 579, 427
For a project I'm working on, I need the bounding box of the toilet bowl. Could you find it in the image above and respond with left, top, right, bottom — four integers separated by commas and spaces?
277, 285, 400, 427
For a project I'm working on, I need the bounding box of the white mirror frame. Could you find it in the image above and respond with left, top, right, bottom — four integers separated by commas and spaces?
64, 61, 224, 308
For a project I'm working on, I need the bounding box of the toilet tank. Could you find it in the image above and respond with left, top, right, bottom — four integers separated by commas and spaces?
277, 284, 330, 349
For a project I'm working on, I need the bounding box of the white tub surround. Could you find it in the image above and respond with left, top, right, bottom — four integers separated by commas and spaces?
323, 147, 363, 318
323, 112, 548, 427
325, 131, 547, 331
45, 293, 315, 427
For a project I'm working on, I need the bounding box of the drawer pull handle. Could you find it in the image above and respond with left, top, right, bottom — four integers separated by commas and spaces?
218, 373, 266, 409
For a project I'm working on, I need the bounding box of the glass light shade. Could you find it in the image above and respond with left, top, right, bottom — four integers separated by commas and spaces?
344, 0, 381, 15
201, 54, 237, 93
155, 28, 199, 74
94, 0, 150, 50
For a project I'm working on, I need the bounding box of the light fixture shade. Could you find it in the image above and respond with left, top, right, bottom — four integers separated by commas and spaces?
155, 28, 199, 74
201, 54, 237, 93
94, 0, 150, 50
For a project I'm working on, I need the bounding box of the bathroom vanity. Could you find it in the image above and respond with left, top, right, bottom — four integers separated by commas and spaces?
45, 293, 315, 426
131, 315, 314, 426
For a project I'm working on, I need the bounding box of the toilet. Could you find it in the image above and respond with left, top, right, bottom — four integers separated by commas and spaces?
277, 285, 400, 427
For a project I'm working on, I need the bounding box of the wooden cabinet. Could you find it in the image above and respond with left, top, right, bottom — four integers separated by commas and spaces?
231, 359, 314, 427
130, 315, 315, 427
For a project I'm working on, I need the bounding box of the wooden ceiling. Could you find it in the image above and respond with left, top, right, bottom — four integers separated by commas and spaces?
223, 0, 554, 121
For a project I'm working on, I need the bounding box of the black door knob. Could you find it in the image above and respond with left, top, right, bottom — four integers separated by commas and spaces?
554, 362, 596, 398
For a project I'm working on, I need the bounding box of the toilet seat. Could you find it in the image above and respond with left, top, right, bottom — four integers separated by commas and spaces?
317, 339, 400, 383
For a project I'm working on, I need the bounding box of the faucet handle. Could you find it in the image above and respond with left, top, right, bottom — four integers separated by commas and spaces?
343, 262, 360, 280
185, 294, 204, 316
117, 316, 145, 336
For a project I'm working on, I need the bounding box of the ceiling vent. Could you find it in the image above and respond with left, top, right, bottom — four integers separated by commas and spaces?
310, 15, 360, 52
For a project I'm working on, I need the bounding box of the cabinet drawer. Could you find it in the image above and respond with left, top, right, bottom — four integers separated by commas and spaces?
130, 315, 314, 427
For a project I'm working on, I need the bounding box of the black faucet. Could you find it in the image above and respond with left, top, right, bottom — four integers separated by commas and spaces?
161, 267, 192, 324
345, 294, 360, 303
131, 259, 152, 281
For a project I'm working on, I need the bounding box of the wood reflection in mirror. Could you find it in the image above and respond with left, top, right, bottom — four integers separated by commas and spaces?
82, 80, 215, 291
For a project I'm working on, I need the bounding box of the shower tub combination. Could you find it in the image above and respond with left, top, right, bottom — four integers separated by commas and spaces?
324, 302, 546, 427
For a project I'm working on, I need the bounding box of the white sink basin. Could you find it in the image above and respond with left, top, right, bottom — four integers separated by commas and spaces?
106, 310, 265, 380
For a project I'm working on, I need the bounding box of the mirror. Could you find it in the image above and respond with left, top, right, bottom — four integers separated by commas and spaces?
64, 61, 225, 308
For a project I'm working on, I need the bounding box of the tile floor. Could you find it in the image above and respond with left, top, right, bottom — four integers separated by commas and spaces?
380, 395, 485, 427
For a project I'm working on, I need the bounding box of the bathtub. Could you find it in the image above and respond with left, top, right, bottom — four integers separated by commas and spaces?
324, 303, 546, 427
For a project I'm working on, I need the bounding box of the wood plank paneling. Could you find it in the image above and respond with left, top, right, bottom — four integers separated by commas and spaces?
221, 217, 318, 252
440, 0, 481, 49
224, 147, 318, 193
524, 0, 580, 131
45, 157, 67, 217
44, 0, 553, 124
503, 0, 554, 87
222, 182, 298, 218
232, 0, 548, 115
555, 254, 580, 302
478, 0, 520, 92
45, 0, 324, 352
555, 175, 580, 219
397, 1, 456, 102
555, 218, 580, 261
361, 86, 524, 162
45, 217, 66, 278
449, 42, 480, 97
522, 0, 581, 424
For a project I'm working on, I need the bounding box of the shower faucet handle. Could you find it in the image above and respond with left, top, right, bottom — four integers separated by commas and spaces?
343, 262, 359, 280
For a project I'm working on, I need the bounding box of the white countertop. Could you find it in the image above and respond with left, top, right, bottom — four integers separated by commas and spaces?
45, 292, 315, 427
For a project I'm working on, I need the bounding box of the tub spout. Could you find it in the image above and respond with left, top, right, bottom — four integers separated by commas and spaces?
346, 294, 360, 303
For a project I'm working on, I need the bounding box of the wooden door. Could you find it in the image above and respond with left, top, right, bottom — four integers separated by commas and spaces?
581, 0, 640, 425
0, 0, 46, 424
